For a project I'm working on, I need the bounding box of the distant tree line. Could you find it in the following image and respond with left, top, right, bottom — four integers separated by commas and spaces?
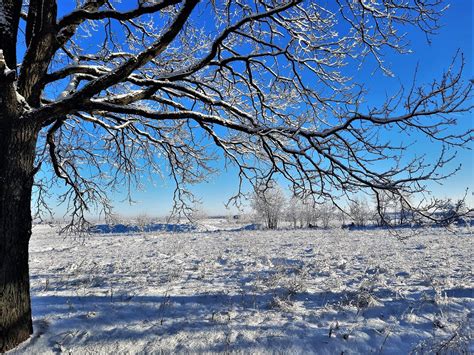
251, 182, 338, 229
251, 183, 471, 230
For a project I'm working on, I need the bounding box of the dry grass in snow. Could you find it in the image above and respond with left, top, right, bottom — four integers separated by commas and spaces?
9, 224, 473, 354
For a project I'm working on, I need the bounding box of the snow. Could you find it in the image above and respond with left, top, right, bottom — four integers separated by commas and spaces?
10, 224, 473, 353
89, 223, 197, 234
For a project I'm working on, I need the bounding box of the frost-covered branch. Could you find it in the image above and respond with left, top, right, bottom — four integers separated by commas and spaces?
4, 0, 471, 225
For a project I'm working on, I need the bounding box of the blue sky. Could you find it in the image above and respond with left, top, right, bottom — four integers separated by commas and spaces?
36, 1, 473, 218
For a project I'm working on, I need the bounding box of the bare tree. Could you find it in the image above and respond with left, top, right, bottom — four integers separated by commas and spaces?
372, 191, 396, 226
286, 196, 302, 229
349, 197, 371, 227
300, 197, 319, 228
251, 182, 286, 229
190, 203, 208, 222
135, 213, 153, 231
318, 202, 336, 229
435, 198, 468, 226
285, 194, 320, 228
0, 0, 472, 350
396, 194, 414, 226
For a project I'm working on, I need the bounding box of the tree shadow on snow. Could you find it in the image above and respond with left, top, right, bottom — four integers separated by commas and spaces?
29, 293, 332, 352
25, 283, 473, 353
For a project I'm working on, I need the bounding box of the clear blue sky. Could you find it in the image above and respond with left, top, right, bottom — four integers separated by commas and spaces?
37, 1, 473, 218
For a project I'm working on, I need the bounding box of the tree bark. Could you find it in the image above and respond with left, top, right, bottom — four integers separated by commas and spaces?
0, 117, 38, 352
0, 0, 21, 70
1, 2, 49, 350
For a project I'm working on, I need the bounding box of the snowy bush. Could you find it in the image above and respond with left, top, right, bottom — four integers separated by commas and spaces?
349, 198, 370, 227
317, 202, 336, 228
251, 182, 286, 229
436, 199, 468, 226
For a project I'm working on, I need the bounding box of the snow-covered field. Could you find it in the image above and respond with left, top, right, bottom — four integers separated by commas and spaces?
11, 223, 473, 354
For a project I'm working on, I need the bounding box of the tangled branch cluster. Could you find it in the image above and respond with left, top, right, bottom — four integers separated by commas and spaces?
2, 0, 470, 226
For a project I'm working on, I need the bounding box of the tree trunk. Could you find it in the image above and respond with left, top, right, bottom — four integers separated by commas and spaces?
0, 118, 38, 352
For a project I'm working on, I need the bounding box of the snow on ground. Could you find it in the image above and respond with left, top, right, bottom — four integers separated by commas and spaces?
10, 225, 473, 354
